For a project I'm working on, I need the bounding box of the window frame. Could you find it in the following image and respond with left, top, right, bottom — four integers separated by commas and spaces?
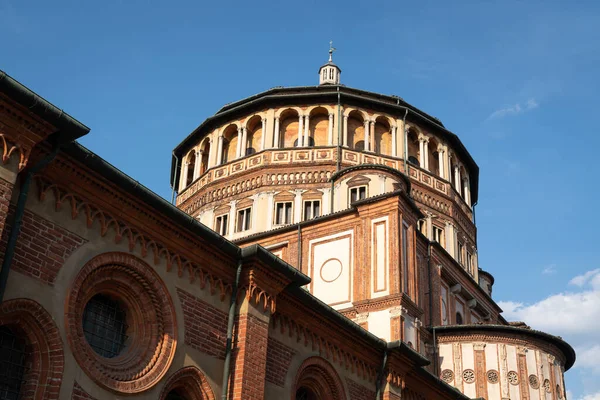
215, 213, 229, 236
349, 185, 368, 204
432, 225, 444, 246
303, 200, 321, 221
236, 207, 252, 232
274, 201, 293, 225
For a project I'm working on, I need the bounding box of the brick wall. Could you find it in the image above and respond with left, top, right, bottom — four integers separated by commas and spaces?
71, 382, 97, 400
230, 313, 269, 400
346, 378, 376, 400
177, 288, 228, 359
0, 208, 86, 285
265, 337, 296, 387
0, 177, 14, 241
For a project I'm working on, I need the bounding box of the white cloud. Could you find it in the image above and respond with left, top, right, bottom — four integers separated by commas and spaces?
499, 268, 600, 398
542, 264, 557, 275
576, 345, 600, 372
570, 269, 600, 289
488, 98, 539, 119
576, 392, 600, 400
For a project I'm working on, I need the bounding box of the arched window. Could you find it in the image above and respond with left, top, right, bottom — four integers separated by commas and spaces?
82, 294, 128, 358
296, 387, 318, 400
294, 137, 315, 147
456, 312, 463, 325
293, 357, 345, 400
166, 391, 187, 400
407, 128, 420, 167
200, 141, 210, 175
0, 325, 27, 400
185, 151, 196, 187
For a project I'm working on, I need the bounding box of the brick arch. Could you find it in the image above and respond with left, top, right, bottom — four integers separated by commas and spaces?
292, 356, 346, 400
65, 251, 177, 394
159, 366, 216, 400
0, 298, 64, 400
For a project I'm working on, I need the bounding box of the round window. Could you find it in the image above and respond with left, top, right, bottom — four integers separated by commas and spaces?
82, 294, 129, 358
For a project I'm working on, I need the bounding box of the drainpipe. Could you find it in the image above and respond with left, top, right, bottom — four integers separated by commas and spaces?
336, 86, 342, 172
297, 224, 302, 271
402, 109, 408, 175
375, 347, 388, 399
0, 134, 61, 301
432, 326, 438, 375
171, 151, 180, 205
330, 179, 335, 214
427, 241, 439, 376
221, 256, 243, 400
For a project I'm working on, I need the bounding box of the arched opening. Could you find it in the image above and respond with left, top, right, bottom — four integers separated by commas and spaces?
221, 125, 238, 164
166, 390, 187, 400
0, 299, 65, 400
295, 387, 318, 400
407, 128, 420, 167
279, 109, 300, 148
0, 325, 27, 400
309, 107, 329, 146
456, 312, 463, 325
347, 110, 365, 151
159, 366, 216, 400
185, 151, 196, 187
428, 137, 440, 176
374, 117, 392, 155
246, 115, 263, 155
450, 156, 457, 187
200, 140, 210, 175
292, 357, 345, 400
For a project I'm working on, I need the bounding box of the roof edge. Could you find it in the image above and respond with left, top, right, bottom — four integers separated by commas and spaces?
0, 70, 90, 143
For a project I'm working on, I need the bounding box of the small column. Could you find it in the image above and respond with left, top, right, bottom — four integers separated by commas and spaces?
228, 200, 237, 238
445, 222, 455, 258
418, 136, 425, 167
241, 127, 248, 157
423, 137, 429, 170
369, 120, 375, 152
293, 189, 304, 223
328, 112, 334, 145
438, 147, 445, 178
303, 115, 310, 147
426, 213, 433, 240
320, 187, 331, 215
266, 191, 275, 230
260, 118, 267, 151
463, 176, 471, 206
445, 148, 452, 181
364, 120, 370, 151
297, 115, 304, 147
179, 162, 189, 191
217, 135, 224, 165
250, 193, 259, 231
193, 149, 202, 180
343, 115, 349, 147
454, 165, 461, 195
236, 127, 243, 158
391, 125, 397, 157
273, 117, 280, 148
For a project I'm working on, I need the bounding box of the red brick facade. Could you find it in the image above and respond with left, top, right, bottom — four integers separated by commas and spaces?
178, 287, 228, 360
72, 382, 97, 400
229, 311, 270, 400
265, 337, 296, 387
3, 209, 86, 285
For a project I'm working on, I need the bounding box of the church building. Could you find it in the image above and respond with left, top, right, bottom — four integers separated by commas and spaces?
0, 49, 574, 399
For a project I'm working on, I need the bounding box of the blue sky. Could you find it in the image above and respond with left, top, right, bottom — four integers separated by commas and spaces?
2, 0, 599, 397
